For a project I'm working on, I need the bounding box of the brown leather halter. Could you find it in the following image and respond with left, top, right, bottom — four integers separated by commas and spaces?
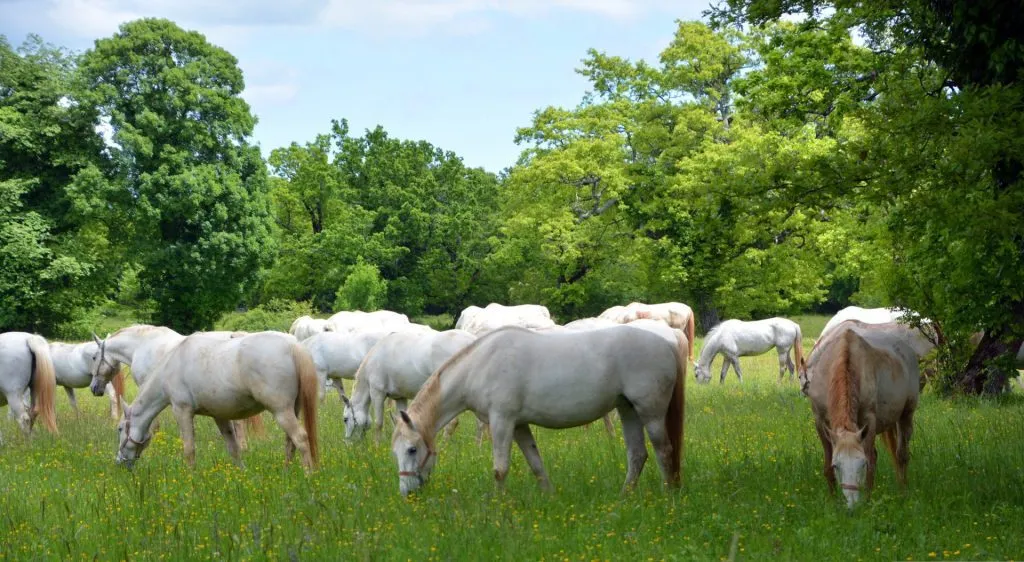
399, 446, 435, 479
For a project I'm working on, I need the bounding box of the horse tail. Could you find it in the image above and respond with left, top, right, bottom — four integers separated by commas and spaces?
111, 366, 126, 417
793, 323, 805, 372
293, 344, 320, 467
686, 310, 696, 362
26, 335, 58, 434
665, 330, 687, 487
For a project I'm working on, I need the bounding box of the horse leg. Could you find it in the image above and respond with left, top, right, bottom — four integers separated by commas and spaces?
513, 425, 553, 492
232, 420, 249, 451
488, 417, 515, 491
642, 417, 676, 486
214, 418, 245, 467
777, 349, 787, 382
371, 390, 386, 443
785, 347, 796, 379
719, 357, 730, 384
105, 384, 119, 419
442, 416, 460, 441
273, 409, 313, 470
334, 378, 347, 401
617, 402, 648, 491
64, 387, 80, 417
815, 422, 836, 494
171, 405, 197, 468
895, 407, 915, 487
475, 419, 490, 446
601, 413, 615, 437
865, 434, 878, 496
730, 357, 744, 384
6, 390, 32, 435
881, 428, 899, 484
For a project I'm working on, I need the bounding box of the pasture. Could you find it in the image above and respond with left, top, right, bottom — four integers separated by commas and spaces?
1, 316, 1022, 561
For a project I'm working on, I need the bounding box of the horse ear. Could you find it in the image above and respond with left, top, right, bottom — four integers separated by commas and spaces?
857, 425, 868, 441
92, 332, 102, 346
399, 410, 415, 431
120, 397, 131, 414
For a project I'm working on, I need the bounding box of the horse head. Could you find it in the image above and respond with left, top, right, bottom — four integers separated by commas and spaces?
341, 395, 369, 441
391, 410, 436, 496
89, 333, 117, 396
115, 401, 152, 469
830, 426, 867, 508
693, 361, 711, 384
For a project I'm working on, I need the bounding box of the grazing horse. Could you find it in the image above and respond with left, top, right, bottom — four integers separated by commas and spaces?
818, 306, 925, 341
693, 318, 804, 384
804, 320, 920, 508
50, 341, 125, 419
457, 303, 555, 336
289, 316, 333, 341
116, 332, 319, 470
302, 330, 391, 400
91, 326, 262, 446
328, 310, 410, 334
390, 325, 686, 496
344, 329, 476, 441
0, 332, 58, 440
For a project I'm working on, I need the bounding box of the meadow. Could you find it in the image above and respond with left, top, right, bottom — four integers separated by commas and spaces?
1, 316, 1022, 561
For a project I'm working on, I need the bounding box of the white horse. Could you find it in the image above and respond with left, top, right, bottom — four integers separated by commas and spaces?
289, 316, 333, 341
818, 306, 923, 341
328, 310, 410, 333
391, 325, 686, 496
458, 303, 555, 336
344, 329, 476, 441
598, 302, 696, 361
0, 332, 58, 440
115, 331, 320, 469
49, 341, 125, 419
301, 330, 392, 400
694, 318, 804, 384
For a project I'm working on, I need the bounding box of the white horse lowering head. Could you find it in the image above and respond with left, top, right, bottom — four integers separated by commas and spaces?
831, 426, 868, 509
341, 396, 370, 441
115, 401, 153, 469
693, 361, 712, 384
89, 333, 118, 397
391, 410, 436, 496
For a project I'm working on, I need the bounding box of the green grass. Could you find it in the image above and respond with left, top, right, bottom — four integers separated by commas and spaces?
1, 317, 1022, 560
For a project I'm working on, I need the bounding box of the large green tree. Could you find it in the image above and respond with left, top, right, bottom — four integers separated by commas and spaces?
0, 35, 117, 335
713, 1, 1024, 393
77, 19, 274, 331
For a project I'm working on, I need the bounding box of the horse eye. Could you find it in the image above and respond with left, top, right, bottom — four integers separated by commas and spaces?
407, 447, 417, 456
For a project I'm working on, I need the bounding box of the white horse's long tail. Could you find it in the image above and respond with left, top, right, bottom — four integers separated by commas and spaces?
25, 336, 58, 433
293, 344, 320, 467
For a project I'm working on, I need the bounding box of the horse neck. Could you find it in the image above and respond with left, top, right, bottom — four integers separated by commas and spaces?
827, 334, 860, 432
106, 330, 158, 365
350, 365, 373, 414
697, 329, 723, 367
409, 364, 469, 443
130, 376, 170, 438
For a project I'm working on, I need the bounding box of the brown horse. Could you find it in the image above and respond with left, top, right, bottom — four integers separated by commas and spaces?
804, 320, 920, 508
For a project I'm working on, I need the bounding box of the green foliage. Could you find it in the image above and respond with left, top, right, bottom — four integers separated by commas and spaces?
77, 19, 275, 332
214, 299, 313, 333
0, 35, 119, 334
334, 260, 388, 312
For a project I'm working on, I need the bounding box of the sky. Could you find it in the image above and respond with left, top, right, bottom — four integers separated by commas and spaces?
0, 0, 714, 173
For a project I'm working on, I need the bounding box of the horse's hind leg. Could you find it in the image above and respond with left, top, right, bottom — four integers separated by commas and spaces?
642, 417, 676, 485
171, 405, 197, 468
232, 420, 249, 451
617, 402, 648, 491
513, 425, 553, 492
5, 390, 32, 435
272, 409, 313, 470
64, 387, 80, 416
214, 418, 245, 467
777, 349, 788, 381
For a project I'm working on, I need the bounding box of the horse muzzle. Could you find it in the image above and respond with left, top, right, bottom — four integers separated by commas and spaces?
90, 380, 106, 397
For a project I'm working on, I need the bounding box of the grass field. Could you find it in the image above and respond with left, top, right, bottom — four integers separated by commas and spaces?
1, 317, 1022, 561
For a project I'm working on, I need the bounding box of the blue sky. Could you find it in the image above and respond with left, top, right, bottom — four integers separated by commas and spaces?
0, 0, 713, 173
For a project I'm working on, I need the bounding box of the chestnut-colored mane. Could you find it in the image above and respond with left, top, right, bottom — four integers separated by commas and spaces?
827, 330, 860, 432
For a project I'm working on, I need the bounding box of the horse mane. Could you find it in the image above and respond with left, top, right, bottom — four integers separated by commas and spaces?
407, 326, 527, 444
827, 329, 860, 432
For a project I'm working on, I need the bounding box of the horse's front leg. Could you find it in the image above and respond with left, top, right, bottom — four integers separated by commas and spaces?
719, 357, 731, 384
171, 404, 197, 468
215, 418, 245, 467
732, 357, 745, 383
814, 421, 835, 494
513, 425, 553, 492
64, 387, 80, 416
371, 389, 386, 443
333, 377, 347, 401
489, 416, 515, 491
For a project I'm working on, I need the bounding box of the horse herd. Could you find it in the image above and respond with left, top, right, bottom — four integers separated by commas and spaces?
2, 302, 1018, 507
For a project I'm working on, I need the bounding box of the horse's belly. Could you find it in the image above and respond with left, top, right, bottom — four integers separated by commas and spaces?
513, 392, 618, 429
193, 394, 261, 419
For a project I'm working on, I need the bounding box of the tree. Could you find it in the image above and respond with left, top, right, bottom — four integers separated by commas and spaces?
334, 259, 388, 312
712, 1, 1024, 393
0, 35, 118, 335
77, 19, 274, 331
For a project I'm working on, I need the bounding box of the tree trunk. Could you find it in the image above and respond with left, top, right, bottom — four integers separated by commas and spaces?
955, 333, 1023, 395
695, 292, 720, 335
